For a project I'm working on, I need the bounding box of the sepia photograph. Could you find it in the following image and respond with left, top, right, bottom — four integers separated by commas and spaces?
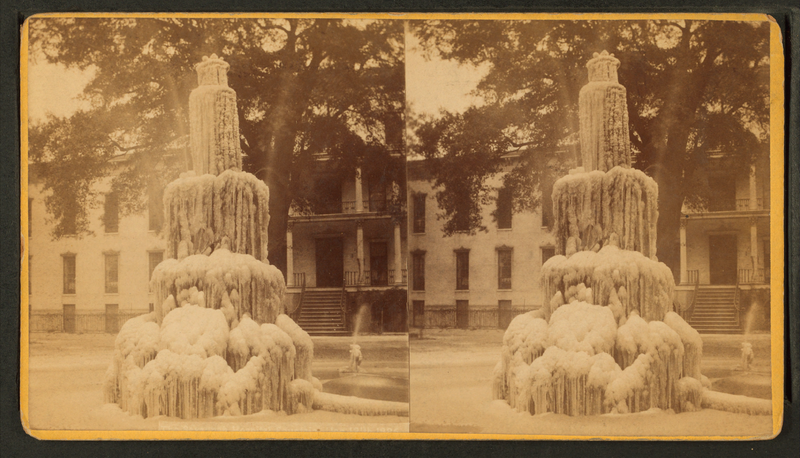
23, 15, 409, 434
19, 12, 784, 440
404, 17, 781, 437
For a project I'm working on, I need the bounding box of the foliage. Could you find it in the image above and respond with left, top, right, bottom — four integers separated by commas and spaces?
411, 19, 770, 271
28, 17, 405, 269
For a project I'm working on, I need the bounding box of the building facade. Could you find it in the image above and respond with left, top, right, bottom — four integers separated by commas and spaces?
678, 153, 771, 333
27, 164, 166, 333
286, 159, 408, 335
406, 159, 556, 330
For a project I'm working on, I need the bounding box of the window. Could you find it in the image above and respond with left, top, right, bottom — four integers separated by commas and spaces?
496, 187, 513, 229
148, 251, 164, 290
105, 253, 119, 294
455, 250, 469, 290
497, 248, 512, 290
412, 300, 425, 328
413, 194, 426, 233
541, 176, 554, 228
148, 185, 164, 231
62, 254, 76, 294
104, 192, 119, 233
412, 251, 425, 291
542, 246, 556, 265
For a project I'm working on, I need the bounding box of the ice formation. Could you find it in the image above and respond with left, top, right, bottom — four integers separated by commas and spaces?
578, 50, 632, 172
105, 54, 314, 419
551, 166, 658, 258
189, 54, 243, 175
163, 170, 270, 261
493, 51, 713, 416
151, 249, 285, 324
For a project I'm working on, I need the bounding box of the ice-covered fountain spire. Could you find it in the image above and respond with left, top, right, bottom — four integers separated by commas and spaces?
188, 54, 243, 175
579, 50, 631, 172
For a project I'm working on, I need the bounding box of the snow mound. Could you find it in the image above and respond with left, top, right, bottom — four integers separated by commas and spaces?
495, 297, 708, 415
547, 301, 617, 355
105, 306, 314, 419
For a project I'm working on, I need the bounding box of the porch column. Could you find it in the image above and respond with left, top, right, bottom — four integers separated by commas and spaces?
355, 167, 364, 213
749, 164, 757, 210
393, 220, 403, 285
679, 218, 688, 284
286, 223, 294, 287
356, 219, 365, 284
750, 215, 759, 274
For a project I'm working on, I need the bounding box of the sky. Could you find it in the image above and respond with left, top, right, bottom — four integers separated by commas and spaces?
26, 58, 94, 124
404, 32, 488, 119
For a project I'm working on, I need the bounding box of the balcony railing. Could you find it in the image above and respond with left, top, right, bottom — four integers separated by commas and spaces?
738, 269, 768, 284
389, 269, 408, 285
292, 272, 306, 287
344, 269, 407, 286
341, 199, 387, 214
700, 198, 765, 213
687, 270, 699, 284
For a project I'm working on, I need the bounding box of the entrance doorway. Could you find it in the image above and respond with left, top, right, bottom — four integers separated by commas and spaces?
456, 300, 469, 329
370, 241, 388, 286
709, 234, 738, 284
315, 237, 343, 287
63, 304, 76, 333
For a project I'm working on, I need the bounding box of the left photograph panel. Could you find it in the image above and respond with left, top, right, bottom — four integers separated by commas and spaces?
22, 16, 409, 435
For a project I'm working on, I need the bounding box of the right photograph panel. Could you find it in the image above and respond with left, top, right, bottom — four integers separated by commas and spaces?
405, 18, 777, 437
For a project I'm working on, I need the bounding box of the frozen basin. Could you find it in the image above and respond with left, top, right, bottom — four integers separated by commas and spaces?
322, 374, 409, 403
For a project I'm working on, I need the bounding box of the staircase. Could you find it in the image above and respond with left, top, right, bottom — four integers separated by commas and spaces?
296, 288, 349, 336
687, 286, 742, 334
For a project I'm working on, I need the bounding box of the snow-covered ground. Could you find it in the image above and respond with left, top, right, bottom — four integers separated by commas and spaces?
410, 329, 774, 437
25, 332, 409, 432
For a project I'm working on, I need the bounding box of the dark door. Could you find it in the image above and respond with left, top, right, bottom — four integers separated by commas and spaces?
370, 241, 388, 286
709, 234, 738, 284
763, 239, 770, 282
456, 300, 469, 329
105, 304, 119, 333
315, 237, 343, 287
498, 300, 513, 329
63, 304, 76, 333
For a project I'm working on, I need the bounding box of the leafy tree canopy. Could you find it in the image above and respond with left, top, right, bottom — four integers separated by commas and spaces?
29, 17, 405, 270
411, 19, 770, 272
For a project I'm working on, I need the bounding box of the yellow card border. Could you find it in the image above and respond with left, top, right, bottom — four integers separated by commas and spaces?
19, 11, 785, 441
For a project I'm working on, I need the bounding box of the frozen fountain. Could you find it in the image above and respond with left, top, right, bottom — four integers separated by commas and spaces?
492, 51, 709, 415
103, 54, 316, 418
104, 54, 407, 419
